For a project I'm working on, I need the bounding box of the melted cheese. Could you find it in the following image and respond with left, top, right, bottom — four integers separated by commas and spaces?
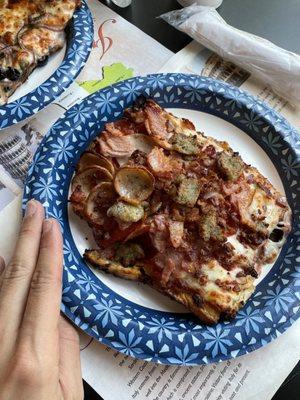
227, 234, 256, 263
0, 1, 77, 40
248, 185, 282, 233
22, 28, 65, 58
178, 260, 254, 313
0, 2, 29, 44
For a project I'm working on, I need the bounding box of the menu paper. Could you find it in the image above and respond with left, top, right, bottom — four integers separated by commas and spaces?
79, 318, 300, 400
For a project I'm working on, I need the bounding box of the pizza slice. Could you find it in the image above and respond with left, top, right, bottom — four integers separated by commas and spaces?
70, 98, 292, 324
0, 0, 81, 105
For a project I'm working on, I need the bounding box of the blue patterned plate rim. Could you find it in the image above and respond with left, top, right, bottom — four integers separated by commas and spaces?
0, 0, 93, 130
23, 73, 300, 365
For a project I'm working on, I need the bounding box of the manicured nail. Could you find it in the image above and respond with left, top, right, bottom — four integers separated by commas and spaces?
25, 200, 37, 217
42, 219, 53, 235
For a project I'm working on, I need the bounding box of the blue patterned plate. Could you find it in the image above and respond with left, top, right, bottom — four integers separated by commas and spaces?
0, 0, 93, 130
23, 74, 300, 365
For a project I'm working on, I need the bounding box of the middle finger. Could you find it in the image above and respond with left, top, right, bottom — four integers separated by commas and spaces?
20, 218, 63, 360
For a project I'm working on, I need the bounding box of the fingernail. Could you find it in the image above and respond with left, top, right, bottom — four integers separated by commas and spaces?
42, 219, 53, 235
25, 200, 37, 217
0, 256, 5, 274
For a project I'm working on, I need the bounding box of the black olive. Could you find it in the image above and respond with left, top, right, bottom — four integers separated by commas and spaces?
37, 55, 49, 67
5, 67, 21, 81
0, 69, 5, 81
269, 228, 284, 242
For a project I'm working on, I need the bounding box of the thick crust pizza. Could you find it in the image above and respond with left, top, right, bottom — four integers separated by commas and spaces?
70, 98, 292, 324
0, 0, 81, 104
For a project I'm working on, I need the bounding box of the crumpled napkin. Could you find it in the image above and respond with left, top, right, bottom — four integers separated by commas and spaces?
161, 5, 300, 105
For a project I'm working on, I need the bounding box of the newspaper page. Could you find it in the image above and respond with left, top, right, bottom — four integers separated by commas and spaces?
79, 320, 300, 400
0, 0, 173, 213
160, 41, 300, 130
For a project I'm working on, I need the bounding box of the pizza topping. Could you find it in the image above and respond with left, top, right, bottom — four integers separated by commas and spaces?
198, 205, 224, 242
217, 152, 244, 181
78, 152, 115, 176
184, 207, 200, 223
175, 177, 201, 207
147, 147, 182, 179
0, 66, 21, 81
71, 166, 113, 198
86, 182, 117, 226
98, 221, 149, 248
98, 131, 134, 158
150, 249, 183, 287
124, 222, 150, 242
107, 201, 145, 223
269, 228, 284, 242
150, 214, 169, 252
237, 228, 268, 248
128, 134, 155, 154
114, 166, 155, 204
127, 150, 148, 168
144, 100, 173, 148
99, 131, 155, 159
69, 185, 86, 216
114, 242, 145, 267
147, 191, 162, 214
169, 220, 184, 248
170, 132, 200, 155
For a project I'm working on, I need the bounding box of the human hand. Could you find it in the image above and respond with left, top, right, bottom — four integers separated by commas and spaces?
0, 200, 83, 400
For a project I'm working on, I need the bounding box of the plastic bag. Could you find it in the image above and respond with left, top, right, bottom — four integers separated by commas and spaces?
161, 5, 300, 105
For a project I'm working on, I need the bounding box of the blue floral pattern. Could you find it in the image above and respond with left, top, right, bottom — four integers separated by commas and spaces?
0, 0, 93, 130
23, 74, 300, 365
203, 327, 233, 358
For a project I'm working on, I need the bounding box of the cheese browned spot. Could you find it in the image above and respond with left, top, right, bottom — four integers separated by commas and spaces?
71, 98, 292, 324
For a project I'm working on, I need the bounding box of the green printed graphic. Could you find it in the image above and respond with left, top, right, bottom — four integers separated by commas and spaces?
78, 63, 134, 94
